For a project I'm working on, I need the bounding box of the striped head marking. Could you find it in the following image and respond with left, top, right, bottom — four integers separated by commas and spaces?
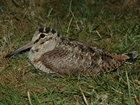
32, 27, 61, 44
6, 27, 61, 57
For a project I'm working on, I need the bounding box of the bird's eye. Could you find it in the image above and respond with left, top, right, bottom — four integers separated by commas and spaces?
40, 34, 45, 38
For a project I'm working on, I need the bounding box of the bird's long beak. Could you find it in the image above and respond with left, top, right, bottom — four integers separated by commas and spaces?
6, 41, 33, 58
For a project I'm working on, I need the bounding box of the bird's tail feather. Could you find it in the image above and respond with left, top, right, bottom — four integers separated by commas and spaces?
123, 51, 138, 60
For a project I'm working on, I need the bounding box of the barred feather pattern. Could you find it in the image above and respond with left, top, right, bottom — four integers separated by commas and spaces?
6, 27, 138, 76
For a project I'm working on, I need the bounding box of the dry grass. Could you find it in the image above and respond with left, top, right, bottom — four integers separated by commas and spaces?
0, 0, 140, 104
107, 0, 140, 12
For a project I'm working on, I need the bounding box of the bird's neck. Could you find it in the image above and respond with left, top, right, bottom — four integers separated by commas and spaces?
28, 38, 61, 62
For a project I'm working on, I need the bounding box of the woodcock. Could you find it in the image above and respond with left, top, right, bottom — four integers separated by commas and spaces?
6, 27, 138, 75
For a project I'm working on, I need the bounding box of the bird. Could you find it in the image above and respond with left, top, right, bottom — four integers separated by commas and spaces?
6, 27, 138, 76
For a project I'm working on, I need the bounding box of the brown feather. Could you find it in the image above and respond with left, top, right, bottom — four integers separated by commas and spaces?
6, 27, 138, 76
39, 38, 127, 75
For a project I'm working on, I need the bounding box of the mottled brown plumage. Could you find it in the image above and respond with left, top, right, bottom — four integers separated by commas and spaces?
6, 27, 138, 76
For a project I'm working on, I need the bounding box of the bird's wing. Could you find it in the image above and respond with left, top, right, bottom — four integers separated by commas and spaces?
40, 47, 88, 75
39, 38, 129, 75
39, 38, 99, 75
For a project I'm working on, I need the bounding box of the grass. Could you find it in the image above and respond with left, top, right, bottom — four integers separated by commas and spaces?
0, 0, 140, 104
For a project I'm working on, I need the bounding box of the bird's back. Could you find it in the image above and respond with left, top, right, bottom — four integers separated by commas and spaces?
39, 38, 137, 75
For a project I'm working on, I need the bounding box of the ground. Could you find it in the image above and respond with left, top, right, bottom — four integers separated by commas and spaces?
0, 0, 140, 105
